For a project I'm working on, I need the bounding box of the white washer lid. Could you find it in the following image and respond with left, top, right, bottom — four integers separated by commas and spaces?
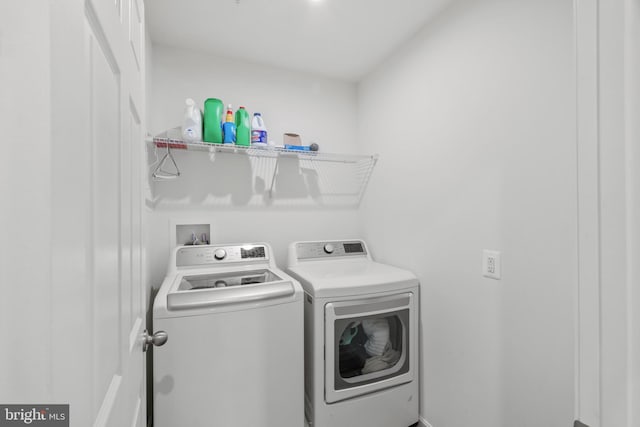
287, 258, 418, 299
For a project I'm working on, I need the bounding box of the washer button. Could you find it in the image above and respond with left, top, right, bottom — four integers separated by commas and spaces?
324, 243, 335, 254
214, 249, 227, 260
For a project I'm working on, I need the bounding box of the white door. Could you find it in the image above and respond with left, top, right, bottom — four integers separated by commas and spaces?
52, 0, 147, 425
76, 0, 147, 425
91, 0, 147, 424
0, 0, 146, 426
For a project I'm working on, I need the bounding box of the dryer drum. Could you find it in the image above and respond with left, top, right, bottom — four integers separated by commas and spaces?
338, 315, 403, 378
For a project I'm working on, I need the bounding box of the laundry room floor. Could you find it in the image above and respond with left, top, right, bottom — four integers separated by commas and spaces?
303, 421, 420, 426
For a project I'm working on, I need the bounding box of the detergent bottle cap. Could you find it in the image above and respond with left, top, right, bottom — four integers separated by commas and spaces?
225, 104, 234, 122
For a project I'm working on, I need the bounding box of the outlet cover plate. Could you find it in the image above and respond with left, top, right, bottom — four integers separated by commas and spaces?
483, 249, 501, 280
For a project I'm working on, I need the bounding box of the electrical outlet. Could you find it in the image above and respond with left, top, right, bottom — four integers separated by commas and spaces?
482, 250, 501, 280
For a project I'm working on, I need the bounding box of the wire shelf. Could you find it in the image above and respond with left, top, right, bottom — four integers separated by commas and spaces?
151, 135, 376, 163
147, 131, 378, 208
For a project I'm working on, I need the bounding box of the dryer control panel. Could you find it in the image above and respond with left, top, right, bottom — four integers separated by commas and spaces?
294, 240, 368, 260
176, 244, 269, 267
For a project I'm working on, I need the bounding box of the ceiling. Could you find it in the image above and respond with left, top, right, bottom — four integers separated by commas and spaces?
146, 0, 452, 81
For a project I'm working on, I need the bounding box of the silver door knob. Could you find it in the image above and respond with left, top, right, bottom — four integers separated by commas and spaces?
143, 329, 168, 352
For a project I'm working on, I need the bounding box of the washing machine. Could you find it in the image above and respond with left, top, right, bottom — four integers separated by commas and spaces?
152, 243, 304, 427
287, 240, 419, 427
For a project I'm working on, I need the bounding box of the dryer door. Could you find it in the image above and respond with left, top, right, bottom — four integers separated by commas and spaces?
324, 292, 416, 403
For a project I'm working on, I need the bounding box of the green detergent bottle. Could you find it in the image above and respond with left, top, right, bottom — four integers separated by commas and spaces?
235, 106, 251, 147
203, 98, 224, 144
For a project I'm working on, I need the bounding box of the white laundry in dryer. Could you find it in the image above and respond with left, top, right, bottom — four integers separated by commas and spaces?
287, 240, 420, 427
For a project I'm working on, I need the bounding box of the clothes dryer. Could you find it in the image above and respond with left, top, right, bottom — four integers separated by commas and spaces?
287, 240, 419, 427
153, 243, 304, 427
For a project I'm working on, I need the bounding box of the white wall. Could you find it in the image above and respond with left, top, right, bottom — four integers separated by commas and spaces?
357, 1, 576, 426
147, 45, 361, 287
0, 0, 52, 402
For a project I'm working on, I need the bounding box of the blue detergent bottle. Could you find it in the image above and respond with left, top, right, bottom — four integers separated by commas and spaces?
222, 104, 236, 144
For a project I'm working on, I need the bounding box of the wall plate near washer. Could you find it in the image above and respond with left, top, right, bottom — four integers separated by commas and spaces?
169, 217, 213, 247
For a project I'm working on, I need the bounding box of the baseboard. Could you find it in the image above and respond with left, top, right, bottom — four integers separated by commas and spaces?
419, 416, 433, 427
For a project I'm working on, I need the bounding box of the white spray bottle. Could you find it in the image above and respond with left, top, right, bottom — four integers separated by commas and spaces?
182, 98, 203, 143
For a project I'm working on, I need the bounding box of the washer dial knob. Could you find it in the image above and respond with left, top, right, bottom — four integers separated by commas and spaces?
324, 243, 335, 254
214, 249, 227, 260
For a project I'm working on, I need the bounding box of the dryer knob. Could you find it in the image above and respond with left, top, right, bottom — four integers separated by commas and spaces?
324, 243, 335, 254
214, 249, 227, 260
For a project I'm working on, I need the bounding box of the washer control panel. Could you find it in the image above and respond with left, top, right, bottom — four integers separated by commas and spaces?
295, 240, 367, 260
177, 244, 268, 267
